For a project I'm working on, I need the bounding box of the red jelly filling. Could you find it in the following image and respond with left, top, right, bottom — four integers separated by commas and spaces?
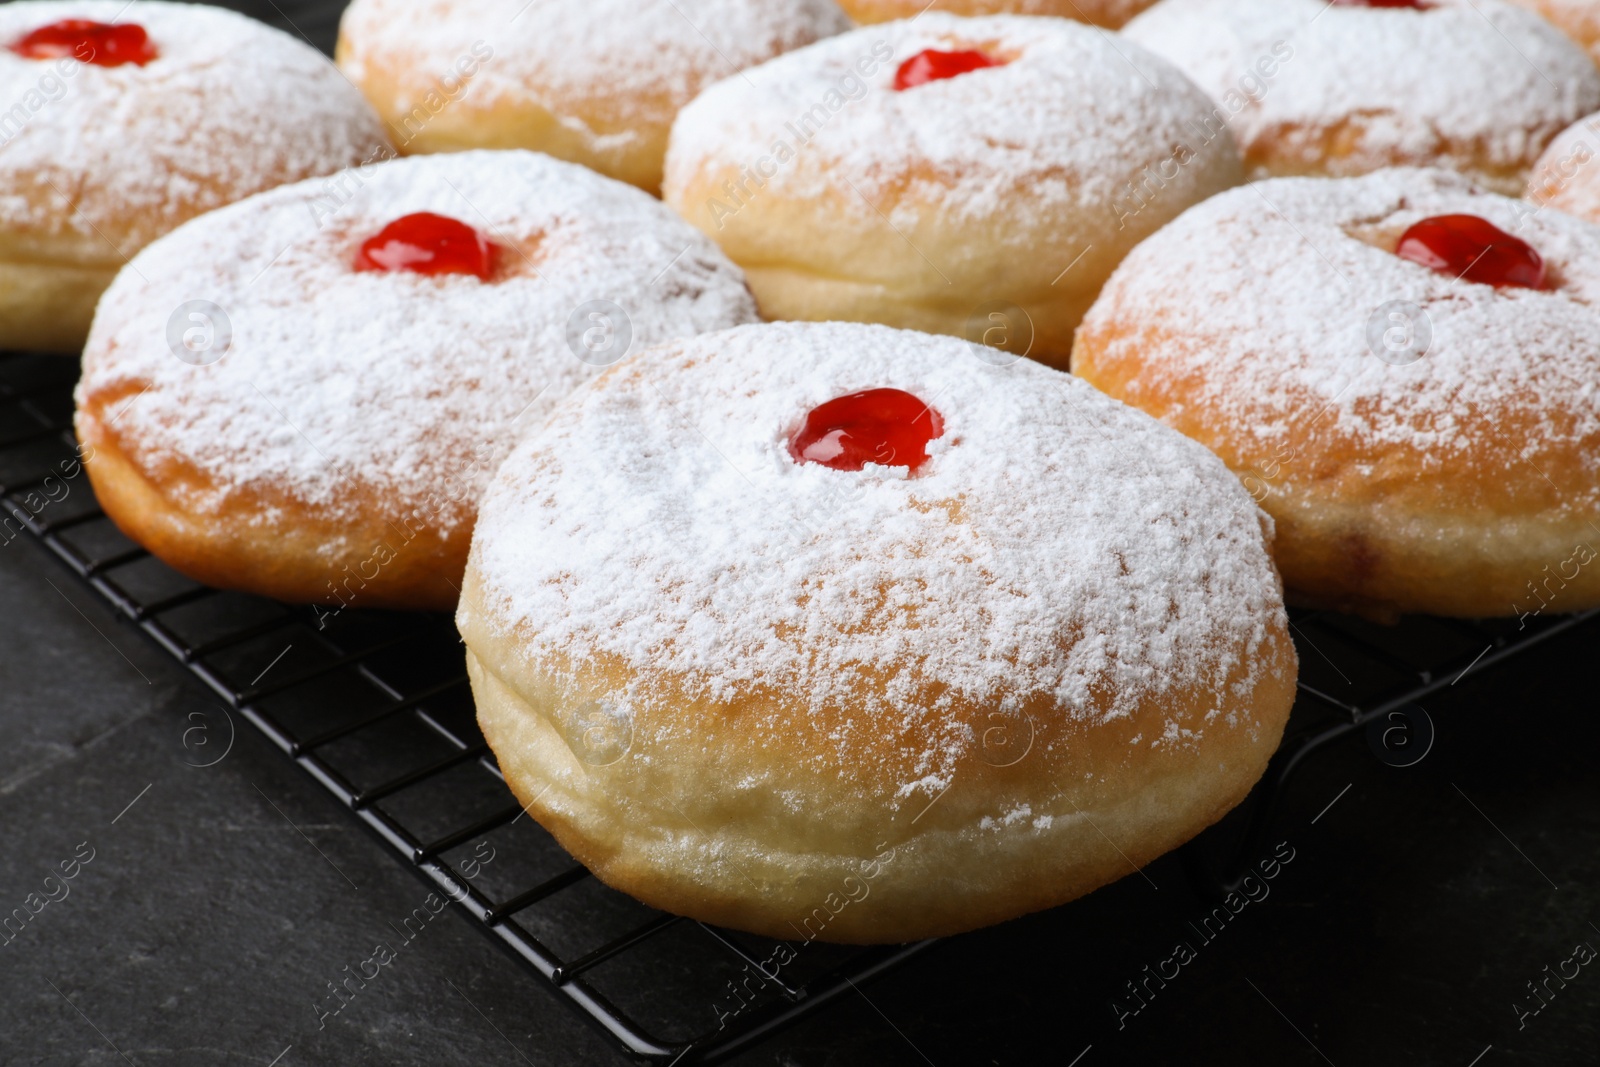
354, 213, 498, 279
1395, 214, 1546, 289
10, 19, 157, 67
893, 49, 1002, 91
789, 389, 944, 473
1331, 0, 1428, 7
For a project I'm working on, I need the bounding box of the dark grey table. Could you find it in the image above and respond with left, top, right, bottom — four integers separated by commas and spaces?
6, 487, 1600, 1067
3, 2, 1599, 1063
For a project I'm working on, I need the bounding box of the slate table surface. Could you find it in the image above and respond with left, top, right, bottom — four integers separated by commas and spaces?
3, 2, 1599, 1063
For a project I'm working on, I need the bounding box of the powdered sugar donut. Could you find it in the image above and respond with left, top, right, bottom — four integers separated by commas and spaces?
1528, 111, 1600, 224
1507, 0, 1600, 67
1122, 0, 1600, 194
0, 1, 391, 352
837, 0, 1156, 29
335, 0, 850, 194
458, 320, 1297, 943
662, 14, 1242, 369
1073, 168, 1600, 619
75, 151, 757, 611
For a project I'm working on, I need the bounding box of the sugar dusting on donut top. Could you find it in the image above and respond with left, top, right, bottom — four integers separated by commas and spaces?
465, 322, 1291, 787
1122, 0, 1600, 184
663, 13, 1229, 222
1081, 168, 1600, 471
0, 1, 389, 257
338, 0, 851, 142
77, 151, 758, 529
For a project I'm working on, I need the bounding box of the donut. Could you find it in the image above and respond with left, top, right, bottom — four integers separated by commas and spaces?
662, 14, 1242, 370
1072, 167, 1600, 620
1528, 111, 1600, 224
75, 150, 757, 611
334, 0, 850, 194
457, 320, 1297, 943
1507, 0, 1600, 67
1122, 0, 1600, 195
0, 1, 391, 352
836, 0, 1155, 30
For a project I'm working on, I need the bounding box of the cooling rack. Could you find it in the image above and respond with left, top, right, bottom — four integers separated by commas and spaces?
3, 349, 1593, 1063
0, 351, 930, 1063
1187, 602, 1599, 893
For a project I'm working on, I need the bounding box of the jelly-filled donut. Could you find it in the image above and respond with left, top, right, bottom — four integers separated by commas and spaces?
458, 320, 1297, 943
1123, 0, 1600, 194
1507, 0, 1600, 67
1073, 168, 1600, 619
75, 151, 757, 610
335, 0, 849, 194
0, 1, 391, 351
838, 0, 1156, 30
663, 14, 1242, 369
1528, 111, 1600, 224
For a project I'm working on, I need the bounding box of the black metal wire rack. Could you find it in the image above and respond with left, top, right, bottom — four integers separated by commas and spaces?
3, 349, 1595, 1062
1188, 603, 1600, 893
0, 351, 931, 1063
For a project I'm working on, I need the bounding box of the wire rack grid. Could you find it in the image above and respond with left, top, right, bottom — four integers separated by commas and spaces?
0, 352, 931, 1063
3, 350, 1595, 1061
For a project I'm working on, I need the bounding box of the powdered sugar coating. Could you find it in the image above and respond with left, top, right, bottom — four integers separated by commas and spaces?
337, 0, 851, 151
463, 321, 1290, 784
841, 0, 1158, 29
664, 13, 1228, 223
1079, 168, 1600, 474
78, 150, 758, 529
1123, 0, 1600, 190
0, 0, 390, 259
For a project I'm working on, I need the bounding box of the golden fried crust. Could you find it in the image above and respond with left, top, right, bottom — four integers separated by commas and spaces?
0, 2, 392, 352
1508, 0, 1600, 66
670, 167, 1157, 368
838, 0, 1155, 28
1528, 113, 1600, 224
663, 17, 1243, 370
0, 145, 384, 351
77, 397, 468, 611
333, 0, 849, 195
1070, 165, 1600, 620
334, 34, 676, 192
1241, 122, 1532, 197
1122, 0, 1600, 198
0, 157, 346, 352
1072, 321, 1600, 619
0, 258, 115, 352
457, 321, 1298, 943
73, 149, 756, 614
462, 573, 1298, 944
